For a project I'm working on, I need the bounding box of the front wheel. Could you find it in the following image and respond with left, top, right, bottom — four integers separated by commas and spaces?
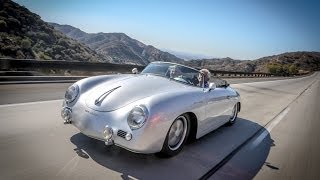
156, 114, 190, 158
227, 103, 239, 126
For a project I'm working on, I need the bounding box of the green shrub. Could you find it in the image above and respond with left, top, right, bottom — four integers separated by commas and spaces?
7, 17, 21, 28
57, 38, 69, 47
288, 64, 298, 74
38, 51, 51, 60
0, 20, 7, 31
45, 47, 53, 54
267, 63, 298, 76
52, 45, 64, 52
21, 38, 31, 49
16, 50, 25, 59
37, 32, 51, 42
0, 10, 9, 18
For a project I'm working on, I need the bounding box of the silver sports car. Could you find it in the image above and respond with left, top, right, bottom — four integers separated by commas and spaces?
61, 62, 241, 157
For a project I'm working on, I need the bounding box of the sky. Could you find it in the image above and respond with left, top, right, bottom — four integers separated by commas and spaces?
14, 0, 320, 60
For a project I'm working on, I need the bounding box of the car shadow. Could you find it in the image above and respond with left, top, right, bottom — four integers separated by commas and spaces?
70, 118, 273, 180
209, 124, 275, 179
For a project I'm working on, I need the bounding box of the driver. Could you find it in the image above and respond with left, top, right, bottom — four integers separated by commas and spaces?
198, 69, 210, 88
169, 65, 182, 79
169, 65, 190, 84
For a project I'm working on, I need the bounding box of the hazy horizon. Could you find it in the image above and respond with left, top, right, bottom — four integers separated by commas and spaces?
14, 0, 320, 60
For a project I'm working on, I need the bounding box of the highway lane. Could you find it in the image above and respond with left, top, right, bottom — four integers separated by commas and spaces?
254, 78, 320, 180
0, 83, 70, 105
0, 76, 300, 105
210, 74, 320, 180
0, 73, 319, 179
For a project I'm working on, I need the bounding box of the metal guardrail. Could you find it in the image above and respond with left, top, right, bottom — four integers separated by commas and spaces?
0, 58, 145, 73
0, 58, 274, 77
0, 58, 292, 77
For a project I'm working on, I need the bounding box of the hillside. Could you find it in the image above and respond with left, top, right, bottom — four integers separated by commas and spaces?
185, 57, 255, 72
50, 23, 183, 65
1, 0, 319, 75
186, 52, 320, 74
0, 0, 103, 62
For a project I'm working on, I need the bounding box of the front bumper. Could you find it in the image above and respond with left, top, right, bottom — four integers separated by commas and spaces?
62, 102, 169, 154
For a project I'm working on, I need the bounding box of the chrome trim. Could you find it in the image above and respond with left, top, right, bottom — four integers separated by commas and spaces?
127, 105, 149, 130
94, 86, 121, 105
151, 61, 200, 72
65, 84, 79, 104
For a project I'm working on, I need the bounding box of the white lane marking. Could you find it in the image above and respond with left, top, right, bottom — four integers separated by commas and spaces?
250, 107, 290, 149
232, 77, 311, 85
127, 175, 139, 180
0, 99, 63, 108
231, 72, 317, 85
56, 155, 78, 176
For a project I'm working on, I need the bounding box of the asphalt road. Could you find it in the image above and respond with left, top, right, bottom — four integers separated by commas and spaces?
210, 73, 320, 180
0, 73, 319, 180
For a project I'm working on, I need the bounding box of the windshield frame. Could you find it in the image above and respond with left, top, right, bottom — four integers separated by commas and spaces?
141, 62, 204, 88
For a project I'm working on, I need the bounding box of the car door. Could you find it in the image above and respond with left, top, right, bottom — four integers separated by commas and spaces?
202, 87, 231, 134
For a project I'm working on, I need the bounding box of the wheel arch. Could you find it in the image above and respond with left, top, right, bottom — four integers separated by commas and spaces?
184, 112, 198, 143
237, 102, 241, 112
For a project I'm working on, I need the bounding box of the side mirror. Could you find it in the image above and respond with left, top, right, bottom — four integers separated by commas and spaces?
206, 83, 217, 92
209, 83, 216, 90
132, 68, 138, 74
223, 80, 229, 87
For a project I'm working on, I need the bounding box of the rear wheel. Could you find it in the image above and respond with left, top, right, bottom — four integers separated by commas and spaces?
227, 103, 239, 126
156, 114, 190, 158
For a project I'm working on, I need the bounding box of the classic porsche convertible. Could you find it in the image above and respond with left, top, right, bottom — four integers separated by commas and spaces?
61, 62, 241, 157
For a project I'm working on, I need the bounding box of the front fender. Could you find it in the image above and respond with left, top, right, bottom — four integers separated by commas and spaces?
136, 90, 206, 148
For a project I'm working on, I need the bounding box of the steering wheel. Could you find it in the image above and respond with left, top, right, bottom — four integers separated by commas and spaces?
173, 76, 188, 84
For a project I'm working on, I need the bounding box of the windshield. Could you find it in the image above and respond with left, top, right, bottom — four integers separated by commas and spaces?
141, 62, 202, 87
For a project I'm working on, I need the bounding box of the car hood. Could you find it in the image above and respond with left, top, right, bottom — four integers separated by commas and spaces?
85, 74, 186, 112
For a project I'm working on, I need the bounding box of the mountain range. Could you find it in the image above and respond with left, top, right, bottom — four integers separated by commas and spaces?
185, 51, 320, 73
49, 23, 183, 65
0, 0, 103, 62
50, 23, 320, 73
0, 0, 182, 65
0, 0, 319, 74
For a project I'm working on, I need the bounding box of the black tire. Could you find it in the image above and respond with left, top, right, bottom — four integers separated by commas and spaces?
156, 114, 190, 158
226, 103, 239, 126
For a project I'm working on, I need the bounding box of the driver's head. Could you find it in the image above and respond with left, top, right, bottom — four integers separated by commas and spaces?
170, 65, 182, 78
198, 69, 211, 83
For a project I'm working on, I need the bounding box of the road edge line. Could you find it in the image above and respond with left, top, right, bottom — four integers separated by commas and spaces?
199, 76, 319, 180
0, 99, 63, 108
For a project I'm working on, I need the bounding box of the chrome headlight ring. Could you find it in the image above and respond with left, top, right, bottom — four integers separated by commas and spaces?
65, 84, 79, 104
127, 105, 149, 130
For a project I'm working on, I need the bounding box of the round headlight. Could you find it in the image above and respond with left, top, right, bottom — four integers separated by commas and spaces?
61, 107, 72, 121
103, 126, 113, 140
127, 105, 149, 130
65, 84, 79, 103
